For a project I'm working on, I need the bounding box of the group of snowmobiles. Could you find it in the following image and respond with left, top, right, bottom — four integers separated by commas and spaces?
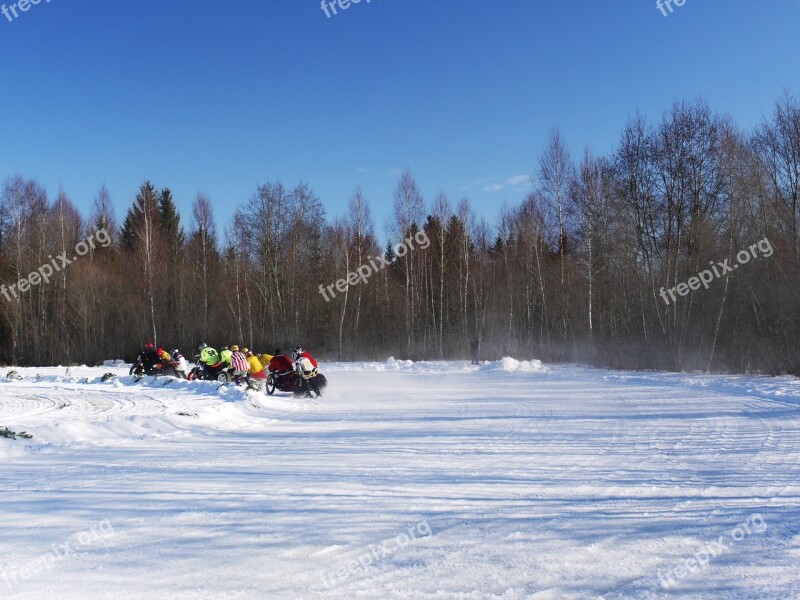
130, 343, 328, 398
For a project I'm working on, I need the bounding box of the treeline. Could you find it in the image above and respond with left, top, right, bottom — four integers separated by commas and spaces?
1, 94, 799, 373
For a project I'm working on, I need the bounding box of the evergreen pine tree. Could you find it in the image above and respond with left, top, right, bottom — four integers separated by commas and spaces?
121, 182, 160, 251
384, 241, 397, 269
159, 188, 185, 262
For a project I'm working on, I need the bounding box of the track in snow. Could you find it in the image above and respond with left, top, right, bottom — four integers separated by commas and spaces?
0, 362, 799, 599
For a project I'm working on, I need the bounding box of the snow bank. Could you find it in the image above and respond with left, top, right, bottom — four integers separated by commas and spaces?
329, 357, 550, 375
385, 356, 415, 370
0, 367, 315, 448
494, 356, 550, 373
102, 359, 127, 368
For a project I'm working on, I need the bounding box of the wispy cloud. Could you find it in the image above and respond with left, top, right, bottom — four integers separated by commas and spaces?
480, 174, 530, 193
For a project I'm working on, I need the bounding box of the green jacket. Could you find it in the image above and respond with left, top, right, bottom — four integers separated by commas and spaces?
220, 349, 233, 366
200, 347, 221, 365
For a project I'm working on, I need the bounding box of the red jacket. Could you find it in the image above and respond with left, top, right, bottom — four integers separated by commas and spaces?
300, 351, 318, 368
269, 355, 294, 373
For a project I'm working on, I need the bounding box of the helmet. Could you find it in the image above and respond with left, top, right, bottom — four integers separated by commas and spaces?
245, 350, 253, 357
146, 343, 155, 350
157, 348, 165, 355
231, 345, 240, 352
171, 348, 181, 358
242, 347, 249, 354
292, 347, 303, 361
199, 342, 208, 351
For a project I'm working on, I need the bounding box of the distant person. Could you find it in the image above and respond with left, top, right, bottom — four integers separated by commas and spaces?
470, 339, 480, 365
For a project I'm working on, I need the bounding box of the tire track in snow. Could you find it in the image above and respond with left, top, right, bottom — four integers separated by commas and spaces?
0, 380, 174, 429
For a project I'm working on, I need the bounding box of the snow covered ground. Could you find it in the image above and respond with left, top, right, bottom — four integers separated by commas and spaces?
1, 359, 799, 599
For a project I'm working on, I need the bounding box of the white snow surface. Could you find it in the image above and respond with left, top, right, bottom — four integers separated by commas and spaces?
0, 359, 799, 599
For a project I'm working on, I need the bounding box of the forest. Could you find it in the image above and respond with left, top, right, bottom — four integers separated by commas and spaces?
1, 94, 799, 374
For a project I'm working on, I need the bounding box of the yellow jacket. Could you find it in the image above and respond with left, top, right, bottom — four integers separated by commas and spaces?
248, 354, 264, 374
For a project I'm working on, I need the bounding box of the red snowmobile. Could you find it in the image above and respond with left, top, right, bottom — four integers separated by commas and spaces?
265, 353, 328, 397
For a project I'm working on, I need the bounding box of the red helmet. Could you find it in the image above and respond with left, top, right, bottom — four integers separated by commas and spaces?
146, 343, 155, 350
157, 348, 165, 355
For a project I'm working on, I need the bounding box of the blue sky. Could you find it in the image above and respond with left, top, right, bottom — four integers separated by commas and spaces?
1, 0, 798, 238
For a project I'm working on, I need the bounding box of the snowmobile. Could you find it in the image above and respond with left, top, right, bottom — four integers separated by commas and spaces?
266, 369, 328, 397
130, 355, 181, 378
187, 359, 234, 383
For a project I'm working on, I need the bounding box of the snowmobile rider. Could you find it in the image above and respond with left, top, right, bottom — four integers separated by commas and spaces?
198, 343, 223, 377
269, 349, 293, 373
199, 343, 221, 366
244, 349, 267, 380
230, 345, 249, 385
171, 349, 189, 378
292, 346, 322, 398
220, 346, 233, 368
141, 343, 160, 372
268, 349, 294, 386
